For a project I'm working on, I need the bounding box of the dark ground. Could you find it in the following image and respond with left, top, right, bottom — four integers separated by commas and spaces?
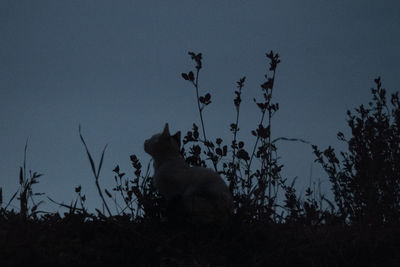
1, 212, 400, 267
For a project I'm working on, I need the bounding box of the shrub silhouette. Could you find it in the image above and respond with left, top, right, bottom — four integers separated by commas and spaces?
313, 77, 400, 226
180, 51, 285, 222
112, 51, 325, 224
0, 139, 45, 219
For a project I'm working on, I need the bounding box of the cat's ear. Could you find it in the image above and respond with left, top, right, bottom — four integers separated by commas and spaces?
172, 131, 181, 148
162, 123, 170, 137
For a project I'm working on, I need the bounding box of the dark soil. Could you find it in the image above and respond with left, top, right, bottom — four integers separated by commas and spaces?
1, 212, 399, 266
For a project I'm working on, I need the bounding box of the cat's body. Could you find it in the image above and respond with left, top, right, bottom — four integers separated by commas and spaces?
144, 124, 233, 222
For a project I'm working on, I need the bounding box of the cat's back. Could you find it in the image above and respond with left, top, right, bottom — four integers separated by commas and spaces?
187, 166, 226, 186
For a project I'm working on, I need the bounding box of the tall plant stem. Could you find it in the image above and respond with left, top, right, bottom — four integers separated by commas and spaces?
192, 70, 218, 172
194, 69, 208, 143
267, 70, 276, 199
230, 80, 244, 193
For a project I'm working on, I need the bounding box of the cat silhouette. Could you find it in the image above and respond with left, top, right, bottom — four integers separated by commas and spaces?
144, 123, 233, 223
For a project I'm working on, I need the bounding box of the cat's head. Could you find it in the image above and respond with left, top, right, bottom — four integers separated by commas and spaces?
144, 123, 181, 158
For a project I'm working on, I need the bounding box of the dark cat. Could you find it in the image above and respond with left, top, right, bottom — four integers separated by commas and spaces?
144, 123, 233, 223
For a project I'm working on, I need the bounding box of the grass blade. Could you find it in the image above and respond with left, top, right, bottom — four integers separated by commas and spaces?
97, 144, 108, 177
19, 167, 23, 185
272, 136, 309, 144
79, 125, 97, 177
23, 138, 28, 183
78, 125, 112, 217
5, 189, 19, 210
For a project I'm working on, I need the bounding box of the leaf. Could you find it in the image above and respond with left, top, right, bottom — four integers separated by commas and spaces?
223, 145, 227, 156
374, 77, 381, 86
257, 102, 266, 110
113, 165, 120, 174
237, 149, 250, 161
188, 71, 195, 81
193, 130, 199, 139
130, 154, 138, 162
261, 79, 273, 90
181, 73, 189, 80
105, 189, 112, 198
237, 76, 246, 88
337, 132, 345, 141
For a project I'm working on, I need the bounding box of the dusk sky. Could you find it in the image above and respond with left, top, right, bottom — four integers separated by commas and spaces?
1, 0, 399, 212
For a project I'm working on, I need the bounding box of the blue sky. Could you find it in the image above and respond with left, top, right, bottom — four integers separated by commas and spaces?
1, 0, 399, 212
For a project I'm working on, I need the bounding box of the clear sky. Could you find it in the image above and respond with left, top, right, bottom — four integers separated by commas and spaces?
1, 0, 399, 213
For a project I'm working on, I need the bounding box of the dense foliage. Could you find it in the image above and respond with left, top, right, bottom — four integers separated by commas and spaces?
313, 77, 400, 226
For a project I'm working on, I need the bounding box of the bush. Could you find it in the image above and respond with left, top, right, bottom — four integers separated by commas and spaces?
313, 77, 400, 226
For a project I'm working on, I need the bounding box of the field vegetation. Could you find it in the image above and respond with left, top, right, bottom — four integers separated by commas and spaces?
1, 51, 400, 266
